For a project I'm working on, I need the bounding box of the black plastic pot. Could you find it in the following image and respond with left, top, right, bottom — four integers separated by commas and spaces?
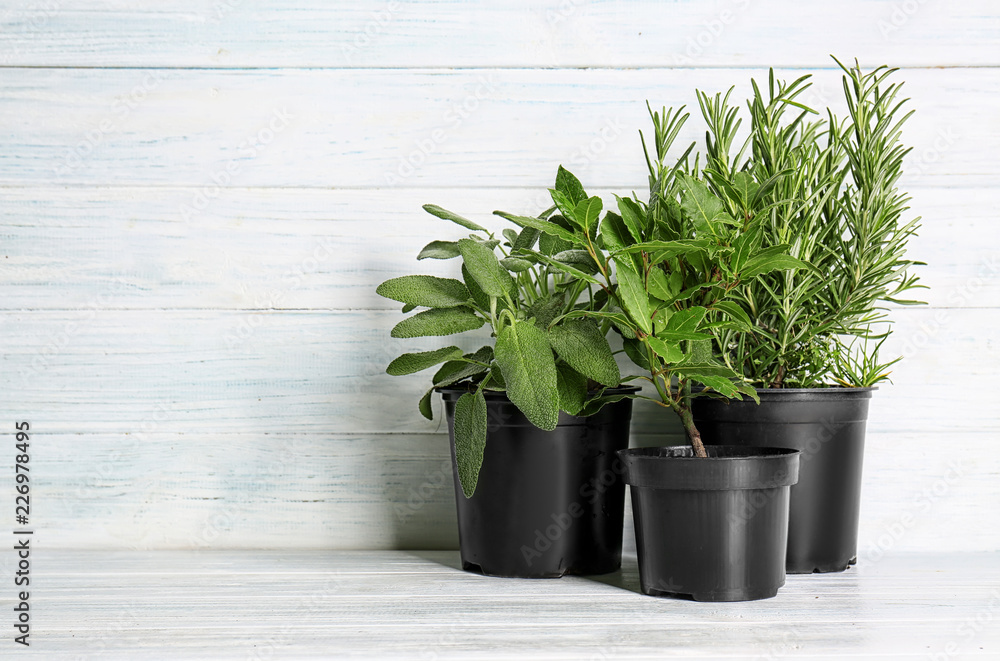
692, 388, 873, 574
440, 386, 638, 578
619, 445, 800, 602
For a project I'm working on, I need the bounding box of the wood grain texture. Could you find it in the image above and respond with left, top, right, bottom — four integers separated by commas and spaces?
0, 550, 997, 659
2, 307, 997, 435
0, 67, 993, 187
1, 186, 993, 310
2, 0, 998, 68
18, 430, 1000, 552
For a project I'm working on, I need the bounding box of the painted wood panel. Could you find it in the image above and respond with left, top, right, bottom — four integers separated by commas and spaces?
2, 550, 998, 659
1, 186, 993, 310
1, 0, 997, 557
2, 1, 998, 68
22, 430, 1000, 552
0, 67, 992, 188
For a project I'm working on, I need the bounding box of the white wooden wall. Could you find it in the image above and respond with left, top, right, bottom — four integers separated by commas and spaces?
1, 1, 998, 555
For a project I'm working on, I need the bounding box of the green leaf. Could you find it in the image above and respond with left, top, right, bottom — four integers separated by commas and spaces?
655, 329, 711, 342
710, 301, 754, 332
550, 188, 580, 226
740, 248, 808, 279
599, 211, 632, 252
558, 309, 636, 339
462, 264, 491, 311
513, 226, 541, 252
731, 172, 760, 209
680, 176, 735, 233
694, 375, 740, 398
646, 336, 684, 363
386, 346, 464, 376
454, 391, 488, 498
402, 303, 417, 314
417, 240, 461, 260
423, 204, 487, 232
458, 238, 514, 299
622, 338, 652, 371
524, 295, 565, 328
730, 225, 762, 272
579, 392, 633, 417
502, 228, 519, 245
614, 259, 651, 334
434, 363, 487, 389
555, 165, 587, 205
539, 231, 573, 256
500, 257, 534, 272
495, 210, 584, 247
647, 267, 677, 302
548, 319, 620, 387
418, 388, 434, 420
574, 196, 603, 236
376, 276, 470, 309
689, 338, 714, 364
495, 320, 559, 430
552, 249, 600, 275
556, 362, 587, 415
608, 312, 637, 339
612, 239, 708, 259
666, 306, 707, 333
750, 168, 793, 207
733, 381, 760, 404
616, 195, 645, 242
486, 363, 506, 390
391, 306, 485, 339
433, 346, 493, 387
522, 250, 601, 285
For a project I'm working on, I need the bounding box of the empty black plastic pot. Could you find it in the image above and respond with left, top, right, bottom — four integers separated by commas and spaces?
692, 388, 873, 573
619, 445, 800, 601
440, 386, 639, 578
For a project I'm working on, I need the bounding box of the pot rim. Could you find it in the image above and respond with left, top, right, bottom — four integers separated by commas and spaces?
618, 445, 800, 491
694, 385, 875, 403
437, 384, 641, 397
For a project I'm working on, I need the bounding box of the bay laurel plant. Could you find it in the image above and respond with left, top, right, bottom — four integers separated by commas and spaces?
377, 169, 626, 497
575, 108, 810, 458
695, 59, 925, 388
469, 149, 808, 459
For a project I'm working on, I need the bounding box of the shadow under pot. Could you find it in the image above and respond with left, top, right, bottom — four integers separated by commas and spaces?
439, 386, 639, 578
692, 387, 872, 573
619, 445, 800, 602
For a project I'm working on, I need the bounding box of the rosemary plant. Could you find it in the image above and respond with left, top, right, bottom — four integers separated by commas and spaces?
698, 59, 925, 388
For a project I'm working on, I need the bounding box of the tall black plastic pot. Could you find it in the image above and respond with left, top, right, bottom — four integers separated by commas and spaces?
619, 445, 800, 602
440, 386, 639, 578
692, 387, 873, 574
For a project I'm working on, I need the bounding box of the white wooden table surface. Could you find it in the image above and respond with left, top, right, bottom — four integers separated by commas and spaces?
5, 550, 998, 660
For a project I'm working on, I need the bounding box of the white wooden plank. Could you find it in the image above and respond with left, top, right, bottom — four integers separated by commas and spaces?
0, 67, 993, 187
95, 427, 997, 556
1, 1, 998, 68
0, 185, 991, 310
1, 307, 996, 435
22, 429, 1000, 552
0, 550, 997, 659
